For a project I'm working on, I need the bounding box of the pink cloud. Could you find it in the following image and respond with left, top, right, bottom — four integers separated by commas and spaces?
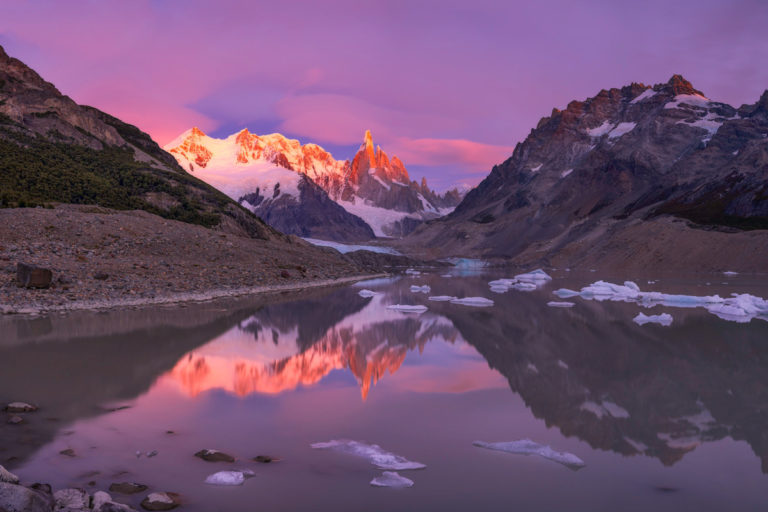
391, 137, 514, 170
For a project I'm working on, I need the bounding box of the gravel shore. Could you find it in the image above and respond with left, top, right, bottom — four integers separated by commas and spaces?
0, 205, 382, 314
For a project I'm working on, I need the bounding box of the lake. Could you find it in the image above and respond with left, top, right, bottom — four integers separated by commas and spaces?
2, 269, 768, 511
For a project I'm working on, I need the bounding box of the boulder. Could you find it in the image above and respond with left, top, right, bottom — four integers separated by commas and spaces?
0, 466, 19, 484
140, 492, 180, 511
193, 449, 234, 463
16, 263, 52, 289
0, 482, 53, 512
93, 490, 138, 512
53, 487, 89, 510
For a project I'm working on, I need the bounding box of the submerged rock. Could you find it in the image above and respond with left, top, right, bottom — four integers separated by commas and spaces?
252, 455, 278, 463
140, 492, 180, 511
109, 482, 148, 495
59, 449, 76, 457
16, 263, 52, 289
0, 482, 53, 512
94, 490, 139, 512
194, 449, 235, 462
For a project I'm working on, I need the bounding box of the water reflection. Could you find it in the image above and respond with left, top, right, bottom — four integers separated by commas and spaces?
4, 272, 768, 485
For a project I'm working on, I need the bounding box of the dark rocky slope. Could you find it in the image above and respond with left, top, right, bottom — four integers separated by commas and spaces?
401, 76, 768, 270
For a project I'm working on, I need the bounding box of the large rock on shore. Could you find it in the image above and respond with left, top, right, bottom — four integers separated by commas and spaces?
0, 482, 53, 512
15, 263, 52, 289
0, 465, 19, 484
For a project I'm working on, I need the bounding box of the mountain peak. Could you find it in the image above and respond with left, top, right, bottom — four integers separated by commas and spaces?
364, 129, 373, 147
190, 126, 206, 137
664, 74, 704, 97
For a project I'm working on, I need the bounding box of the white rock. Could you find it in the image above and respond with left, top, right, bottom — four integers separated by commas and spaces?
311, 440, 426, 470
370, 471, 414, 488
473, 440, 585, 469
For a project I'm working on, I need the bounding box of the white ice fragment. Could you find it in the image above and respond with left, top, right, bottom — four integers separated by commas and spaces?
358, 289, 378, 298
428, 295, 457, 302
370, 471, 414, 488
547, 301, 575, 308
633, 313, 673, 326
311, 440, 426, 470
490, 285, 510, 294
553, 288, 580, 298
386, 304, 428, 314
205, 471, 246, 486
723, 271, 739, 276
410, 285, 431, 294
513, 282, 538, 291
514, 269, 552, 282
557, 360, 569, 370
473, 440, 585, 469
404, 269, 421, 275
450, 297, 494, 307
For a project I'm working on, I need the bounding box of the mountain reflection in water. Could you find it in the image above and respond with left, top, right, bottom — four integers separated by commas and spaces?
4, 272, 768, 512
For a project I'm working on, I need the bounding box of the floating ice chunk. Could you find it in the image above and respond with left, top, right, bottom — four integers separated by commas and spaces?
633, 313, 673, 326
723, 271, 739, 276
205, 471, 246, 486
557, 360, 569, 370
404, 269, 421, 275
311, 440, 426, 470
386, 304, 428, 314
441, 274, 453, 278
488, 278, 515, 288
473, 440, 585, 469
514, 269, 552, 282
553, 288, 580, 298
513, 282, 538, 291
410, 285, 431, 294
547, 301, 575, 308
358, 289, 379, 298
370, 471, 414, 488
428, 295, 456, 302
450, 297, 494, 307
489, 285, 510, 294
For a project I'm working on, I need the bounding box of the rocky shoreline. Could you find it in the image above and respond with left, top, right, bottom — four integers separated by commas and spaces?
0, 205, 387, 315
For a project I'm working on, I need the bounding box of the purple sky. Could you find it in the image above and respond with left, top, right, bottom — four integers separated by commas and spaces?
2, 0, 767, 190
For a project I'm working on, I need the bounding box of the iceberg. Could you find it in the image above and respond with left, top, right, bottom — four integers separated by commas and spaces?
473, 440, 585, 470
559, 280, 768, 324
450, 297, 495, 307
514, 269, 552, 282
487, 270, 552, 294
547, 301, 575, 308
311, 440, 426, 470
428, 295, 457, 302
633, 313, 673, 326
358, 289, 379, 298
204, 471, 248, 486
370, 471, 414, 488
410, 285, 431, 294
386, 304, 428, 314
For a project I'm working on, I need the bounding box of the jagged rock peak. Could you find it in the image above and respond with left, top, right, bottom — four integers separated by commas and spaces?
190, 126, 206, 137
661, 74, 705, 97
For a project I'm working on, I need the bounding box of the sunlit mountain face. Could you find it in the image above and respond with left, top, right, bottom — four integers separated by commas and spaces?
165, 287, 460, 400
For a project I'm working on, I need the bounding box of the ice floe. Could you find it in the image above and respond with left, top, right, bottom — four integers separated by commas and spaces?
723, 271, 739, 276
386, 304, 428, 314
370, 471, 414, 488
473, 440, 585, 469
547, 301, 575, 308
358, 289, 379, 298
410, 285, 431, 294
487, 269, 552, 293
404, 269, 421, 275
311, 440, 426, 470
633, 312, 673, 326
204, 470, 254, 486
428, 295, 457, 302
450, 297, 495, 307
553, 280, 768, 323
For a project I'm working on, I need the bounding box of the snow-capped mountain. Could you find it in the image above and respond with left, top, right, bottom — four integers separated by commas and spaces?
165, 127, 374, 242
165, 129, 463, 239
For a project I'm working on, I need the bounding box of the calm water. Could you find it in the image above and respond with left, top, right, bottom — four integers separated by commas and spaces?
2, 270, 768, 511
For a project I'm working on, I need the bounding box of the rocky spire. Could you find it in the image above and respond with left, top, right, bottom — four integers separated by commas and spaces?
663, 74, 705, 97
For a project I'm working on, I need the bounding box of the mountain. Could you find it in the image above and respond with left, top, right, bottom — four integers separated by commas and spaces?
402, 75, 768, 271
0, 44, 271, 239
165, 129, 463, 239
165, 128, 374, 242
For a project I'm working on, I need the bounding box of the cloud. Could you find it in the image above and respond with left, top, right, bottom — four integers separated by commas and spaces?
391, 137, 514, 169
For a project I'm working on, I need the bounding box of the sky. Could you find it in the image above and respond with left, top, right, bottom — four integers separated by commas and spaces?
2, 0, 768, 190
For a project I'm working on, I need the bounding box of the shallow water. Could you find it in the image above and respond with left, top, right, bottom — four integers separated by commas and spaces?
3, 270, 768, 511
